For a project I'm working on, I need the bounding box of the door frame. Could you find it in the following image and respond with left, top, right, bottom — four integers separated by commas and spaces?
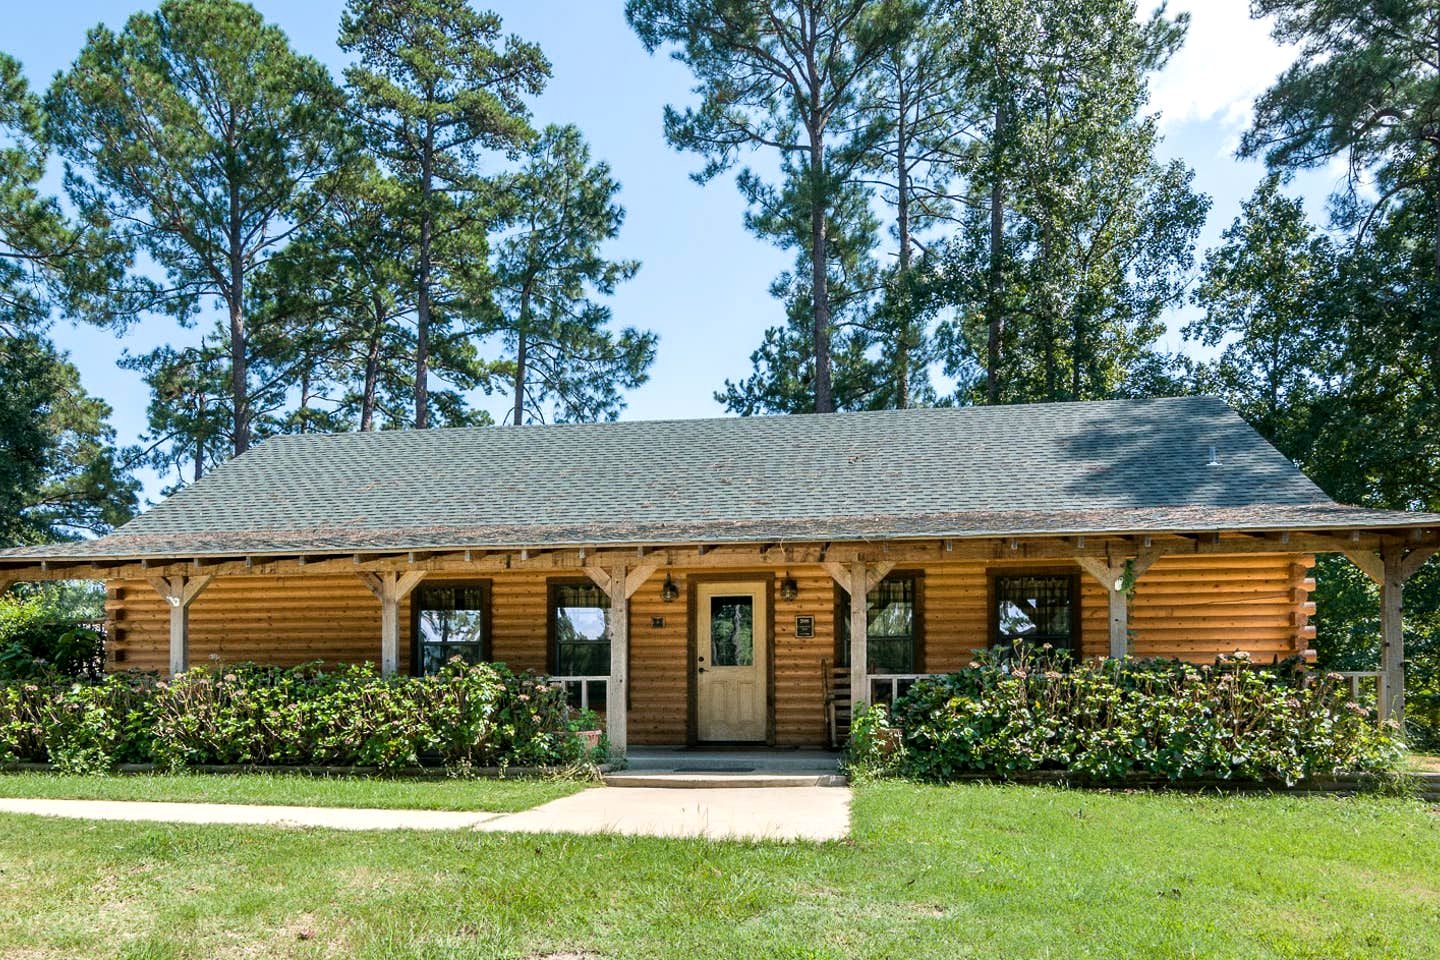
686, 572, 775, 745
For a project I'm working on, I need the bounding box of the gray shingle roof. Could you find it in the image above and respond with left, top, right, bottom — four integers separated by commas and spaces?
5, 397, 1438, 562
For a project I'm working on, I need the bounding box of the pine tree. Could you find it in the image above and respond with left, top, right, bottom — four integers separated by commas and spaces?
491, 126, 653, 424
340, 0, 550, 429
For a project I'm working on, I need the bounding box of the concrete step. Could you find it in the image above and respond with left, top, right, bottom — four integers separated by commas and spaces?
603, 770, 848, 789
623, 749, 841, 774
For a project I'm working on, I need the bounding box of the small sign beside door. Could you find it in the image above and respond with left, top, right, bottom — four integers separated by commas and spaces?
795, 615, 814, 638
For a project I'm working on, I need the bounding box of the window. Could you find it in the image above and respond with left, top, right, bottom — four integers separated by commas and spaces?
993, 574, 1077, 651
413, 584, 489, 675
550, 582, 611, 677
838, 574, 920, 674
709, 595, 755, 666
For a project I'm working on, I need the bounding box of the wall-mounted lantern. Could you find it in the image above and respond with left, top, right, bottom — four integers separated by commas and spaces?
661, 574, 680, 603
779, 576, 799, 601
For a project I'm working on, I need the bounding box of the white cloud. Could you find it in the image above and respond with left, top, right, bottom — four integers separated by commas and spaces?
1148, 0, 1300, 135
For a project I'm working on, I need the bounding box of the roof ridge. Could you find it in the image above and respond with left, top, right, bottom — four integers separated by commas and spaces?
254, 395, 1227, 446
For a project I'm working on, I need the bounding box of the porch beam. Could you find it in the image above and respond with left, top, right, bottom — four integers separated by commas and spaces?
359, 570, 427, 677
146, 574, 214, 676
5, 528, 1438, 585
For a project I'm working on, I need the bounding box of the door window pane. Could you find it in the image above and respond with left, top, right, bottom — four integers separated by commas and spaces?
416, 585, 487, 674
995, 575, 1076, 650
709, 596, 754, 666
553, 583, 610, 676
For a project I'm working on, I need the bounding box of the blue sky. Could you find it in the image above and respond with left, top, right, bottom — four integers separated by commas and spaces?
10, 1, 1342, 504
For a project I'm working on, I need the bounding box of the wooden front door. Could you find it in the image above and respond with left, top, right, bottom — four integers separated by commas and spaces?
695, 581, 768, 742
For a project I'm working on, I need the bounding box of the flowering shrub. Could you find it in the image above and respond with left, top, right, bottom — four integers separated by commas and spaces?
0, 661, 597, 773
848, 647, 1402, 785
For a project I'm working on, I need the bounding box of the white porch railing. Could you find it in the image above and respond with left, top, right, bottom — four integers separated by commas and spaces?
866, 673, 944, 706
547, 675, 609, 713
1333, 670, 1390, 721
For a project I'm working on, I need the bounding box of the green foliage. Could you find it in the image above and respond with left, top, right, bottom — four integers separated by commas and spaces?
0, 54, 137, 539
0, 334, 138, 540
1197, 4, 1440, 751
46, 0, 355, 461
0, 593, 104, 682
340, 0, 551, 429
940, 0, 1207, 404
491, 124, 653, 424
0, 661, 597, 773
849, 647, 1402, 784
628, 0, 917, 413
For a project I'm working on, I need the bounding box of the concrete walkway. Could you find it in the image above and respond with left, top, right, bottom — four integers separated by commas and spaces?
0, 785, 851, 842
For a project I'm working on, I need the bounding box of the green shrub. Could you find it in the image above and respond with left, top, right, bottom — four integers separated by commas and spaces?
850, 647, 1402, 785
0, 660, 594, 773
0, 593, 105, 681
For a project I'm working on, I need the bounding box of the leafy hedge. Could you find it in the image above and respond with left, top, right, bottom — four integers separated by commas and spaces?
848, 649, 1402, 784
0, 661, 604, 774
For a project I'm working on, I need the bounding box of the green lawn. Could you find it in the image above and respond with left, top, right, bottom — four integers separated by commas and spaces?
0, 782, 1436, 959
0, 770, 587, 812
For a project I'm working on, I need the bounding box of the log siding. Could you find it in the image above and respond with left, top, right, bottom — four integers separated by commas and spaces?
104, 552, 1315, 747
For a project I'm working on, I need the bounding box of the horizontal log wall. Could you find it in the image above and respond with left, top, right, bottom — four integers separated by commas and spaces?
1128, 553, 1315, 662
105, 552, 1315, 746
106, 575, 411, 675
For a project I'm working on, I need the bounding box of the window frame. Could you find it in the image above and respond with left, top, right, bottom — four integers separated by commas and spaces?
546, 577, 612, 677
408, 579, 493, 676
833, 570, 925, 675
987, 568, 1081, 653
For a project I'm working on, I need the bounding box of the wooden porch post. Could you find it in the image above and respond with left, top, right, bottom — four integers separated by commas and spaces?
584, 561, 658, 757
1380, 548, 1405, 723
822, 560, 895, 716
359, 571, 427, 677
1345, 542, 1437, 724
848, 561, 868, 712
146, 575, 214, 676
1077, 548, 1160, 659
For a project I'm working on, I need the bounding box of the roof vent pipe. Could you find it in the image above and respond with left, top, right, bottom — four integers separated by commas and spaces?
1206, 445, 1221, 467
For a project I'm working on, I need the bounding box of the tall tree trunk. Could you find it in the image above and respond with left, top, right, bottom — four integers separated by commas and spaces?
298, 369, 312, 432
194, 389, 206, 483
1071, 320, 1082, 399
227, 183, 249, 456
512, 282, 532, 425
808, 123, 834, 414
360, 309, 381, 433
414, 123, 435, 430
894, 77, 912, 411
986, 103, 1006, 405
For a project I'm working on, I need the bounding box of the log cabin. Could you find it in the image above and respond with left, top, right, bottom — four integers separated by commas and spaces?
1, 396, 1436, 754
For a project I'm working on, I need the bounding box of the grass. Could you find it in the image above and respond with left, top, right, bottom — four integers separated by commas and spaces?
0, 770, 587, 812
0, 782, 1436, 959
